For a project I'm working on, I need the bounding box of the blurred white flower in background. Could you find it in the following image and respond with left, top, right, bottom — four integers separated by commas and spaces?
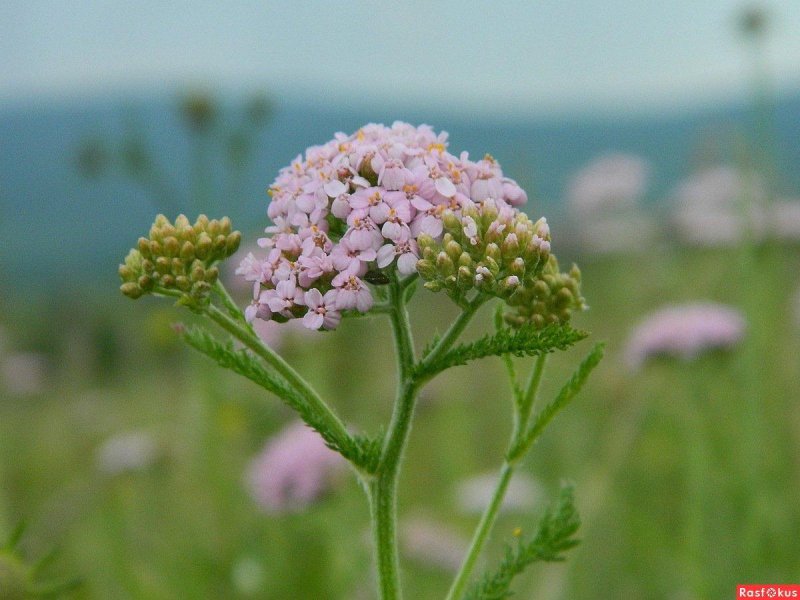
455, 471, 541, 515
1, 352, 47, 396
400, 516, 468, 572
625, 302, 746, 370
768, 198, 800, 241
246, 421, 346, 514
95, 430, 159, 475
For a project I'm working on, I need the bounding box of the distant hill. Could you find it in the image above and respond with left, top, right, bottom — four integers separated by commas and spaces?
2, 92, 799, 296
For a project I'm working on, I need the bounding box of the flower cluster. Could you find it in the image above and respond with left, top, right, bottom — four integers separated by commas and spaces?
245, 421, 345, 514
415, 199, 551, 302
236, 122, 531, 330
503, 255, 585, 328
624, 302, 746, 369
119, 214, 241, 301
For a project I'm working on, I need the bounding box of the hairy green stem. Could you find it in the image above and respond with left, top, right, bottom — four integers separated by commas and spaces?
204, 303, 352, 448
369, 279, 418, 600
445, 355, 548, 600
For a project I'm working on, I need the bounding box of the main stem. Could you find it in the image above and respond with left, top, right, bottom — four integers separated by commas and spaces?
445, 354, 549, 600
370, 279, 417, 600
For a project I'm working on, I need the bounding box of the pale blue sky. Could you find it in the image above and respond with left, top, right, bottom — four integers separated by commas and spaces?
3, 1, 800, 116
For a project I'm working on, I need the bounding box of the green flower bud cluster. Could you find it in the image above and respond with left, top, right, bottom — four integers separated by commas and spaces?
119, 214, 241, 301
504, 255, 585, 328
416, 199, 552, 304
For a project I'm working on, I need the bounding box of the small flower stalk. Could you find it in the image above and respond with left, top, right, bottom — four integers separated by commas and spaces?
118, 122, 603, 600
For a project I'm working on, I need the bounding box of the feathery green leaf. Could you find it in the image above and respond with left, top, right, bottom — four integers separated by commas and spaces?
509, 342, 605, 462
179, 324, 379, 471
465, 485, 581, 600
414, 323, 587, 382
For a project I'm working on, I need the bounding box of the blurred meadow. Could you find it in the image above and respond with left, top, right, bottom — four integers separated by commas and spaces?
2, 2, 800, 598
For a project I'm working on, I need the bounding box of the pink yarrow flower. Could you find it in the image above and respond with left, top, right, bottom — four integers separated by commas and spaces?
625, 302, 746, 369
239, 122, 533, 330
245, 421, 345, 514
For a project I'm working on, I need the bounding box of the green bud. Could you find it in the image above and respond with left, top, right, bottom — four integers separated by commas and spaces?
149, 240, 162, 257
435, 252, 455, 277
417, 233, 435, 250
458, 252, 473, 267
163, 236, 179, 256
191, 264, 205, 282
509, 257, 526, 276
416, 259, 436, 279
191, 281, 212, 299
422, 246, 436, 261
220, 216, 232, 235
442, 210, 460, 232
155, 256, 170, 274
180, 241, 195, 260
485, 243, 501, 262
120, 282, 143, 299
175, 214, 190, 230
424, 280, 443, 292
171, 257, 184, 274
456, 265, 473, 290
501, 233, 520, 259
141, 259, 154, 273
160, 274, 175, 288
194, 214, 209, 234
196, 234, 212, 259
118, 265, 135, 281
226, 231, 242, 255
212, 234, 227, 254
137, 237, 151, 257
483, 256, 500, 276
204, 266, 219, 284
137, 275, 154, 291
207, 219, 221, 237
175, 275, 191, 291
445, 240, 462, 261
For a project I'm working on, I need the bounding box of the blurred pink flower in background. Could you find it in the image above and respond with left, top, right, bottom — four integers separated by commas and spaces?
565, 153, 656, 253
246, 421, 346, 514
671, 166, 767, 246
566, 153, 650, 218
400, 516, 468, 572
625, 302, 746, 369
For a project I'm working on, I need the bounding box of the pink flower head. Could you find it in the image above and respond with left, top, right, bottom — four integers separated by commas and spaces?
246, 421, 345, 514
625, 302, 746, 369
238, 122, 533, 330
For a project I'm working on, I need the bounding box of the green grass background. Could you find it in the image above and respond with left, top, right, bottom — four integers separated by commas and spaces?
1, 242, 799, 599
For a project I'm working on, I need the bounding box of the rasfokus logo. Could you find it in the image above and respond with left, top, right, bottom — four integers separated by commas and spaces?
737, 585, 800, 598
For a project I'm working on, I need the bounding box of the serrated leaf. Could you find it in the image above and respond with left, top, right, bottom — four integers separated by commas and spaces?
465, 485, 581, 600
509, 342, 605, 462
414, 323, 587, 382
180, 324, 378, 470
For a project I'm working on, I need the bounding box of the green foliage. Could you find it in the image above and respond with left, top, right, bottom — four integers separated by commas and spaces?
179, 324, 380, 471
414, 323, 587, 382
509, 343, 605, 462
465, 485, 581, 600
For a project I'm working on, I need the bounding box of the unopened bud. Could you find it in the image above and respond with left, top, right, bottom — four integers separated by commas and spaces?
445, 240, 462, 261
163, 236, 179, 256
225, 231, 242, 255
180, 241, 195, 260
436, 252, 455, 276
120, 282, 143, 298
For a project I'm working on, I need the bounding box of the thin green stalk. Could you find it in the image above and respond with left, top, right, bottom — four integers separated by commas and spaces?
445, 355, 548, 600
369, 279, 418, 600
204, 303, 352, 448
517, 354, 548, 435
419, 295, 487, 371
